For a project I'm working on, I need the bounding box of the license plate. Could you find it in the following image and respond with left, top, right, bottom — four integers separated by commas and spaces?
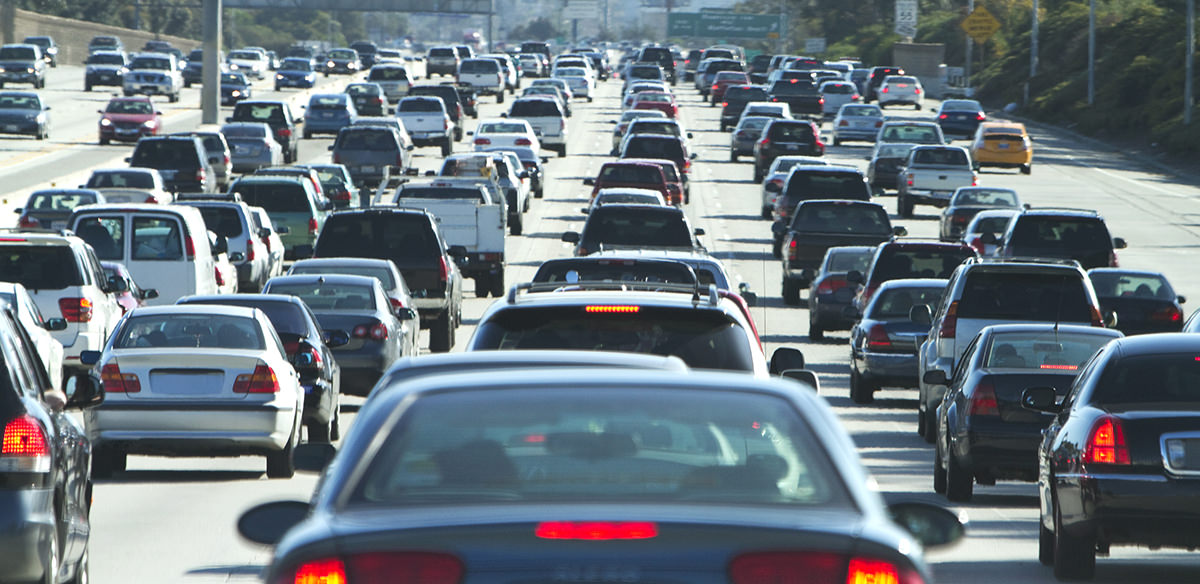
785, 144, 799, 151
999, 143, 1010, 149
4, 125, 16, 132
100, 74, 112, 80
234, 145, 249, 154
361, 165, 376, 173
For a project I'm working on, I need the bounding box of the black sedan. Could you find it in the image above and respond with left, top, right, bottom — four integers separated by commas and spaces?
238, 367, 964, 584
849, 278, 947, 404
0, 304, 102, 584
263, 274, 417, 395
176, 294, 348, 442
219, 72, 252, 106
934, 99, 986, 139
1025, 333, 1200, 579
929, 323, 1122, 502
938, 186, 1023, 242
1088, 268, 1186, 335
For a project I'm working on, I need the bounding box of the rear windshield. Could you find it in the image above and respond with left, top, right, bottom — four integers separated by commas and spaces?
130, 141, 199, 169
429, 48, 456, 57
396, 187, 483, 202
533, 260, 694, 284
289, 265, 396, 290
233, 103, 287, 124
768, 123, 815, 141
267, 282, 376, 311
509, 100, 561, 117
584, 210, 692, 248
983, 331, 1113, 371
1010, 217, 1111, 250
1094, 354, 1200, 404
868, 286, 946, 318
622, 138, 683, 161
0, 246, 83, 289
871, 248, 974, 282
115, 314, 265, 349
309, 95, 347, 109
726, 87, 769, 101
827, 250, 873, 273
600, 165, 662, 184
195, 207, 243, 238
791, 204, 890, 235
222, 124, 267, 138
770, 81, 817, 95
335, 129, 398, 151
784, 171, 868, 201
911, 148, 969, 166
316, 215, 440, 260
880, 125, 939, 142
460, 59, 499, 73
399, 98, 442, 112
369, 67, 408, 81
27, 191, 97, 211
474, 306, 755, 372
957, 271, 1093, 322
184, 299, 308, 336
952, 188, 1019, 207
235, 182, 312, 213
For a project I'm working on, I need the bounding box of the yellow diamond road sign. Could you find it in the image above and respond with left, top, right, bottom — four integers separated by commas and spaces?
961, 6, 1000, 44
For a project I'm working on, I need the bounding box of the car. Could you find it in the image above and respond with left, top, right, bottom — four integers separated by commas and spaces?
1023, 333, 1200, 579
849, 239, 978, 313
769, 166, 874, 254
82, 304, 305, 478
631, 91, 679, 118
329, 125, 411, 191
222, 122, 284, 173
914, 257, 1108, 441
101, 260, 158, 314
938, 187, 1023, 242
778, 200, 902, 303
807, 246, 876, 340
177, 293, 347, 442
15, 189, 104, 230
219, 72, 253, 105
123, 51, 181, 102
831, 103, 885, 145
174, 129, 233, 191
819, 80, 861, 116
758, 155, 830, 218
471, 118, 540, 152
481, 145, 546, 199
864, 65, 904, 101
609, 109, 666, 151
998, 208, 1126, 269
935, 99, 986, 139
877, 75, 924, 109
302, 93, 358, 138
97, 96, 161, 145
323, 47, 361, 75
970, 121, 1034, 174
126, 135, 215, 193
236, 367, 963, 584
961, 208, 1020, 257
0, 43, 46, 88
274, 57, 317, 90
562, 204, 704, 257
710, 70, 750, 104
181, 47, 217, 88
84, 50, 129, 91
82, 167, 172, 204
344, 82, 387, 116
88, 35, 123, 53
753, 119, 824, 182
226, 48, 268, 79
848, 278, 949, 403
719, 85, 771, 131
0, 91, 49, 139
866, 142, 917, 193
729, 115, 772, 163
931, 323, 1124, 502
877, 121, 946, 145
227, 100, 300, 163
553, 67, 593, 101
409, 84, 469, 139
302, 163, 361, 208
1087, 268, 1186, 334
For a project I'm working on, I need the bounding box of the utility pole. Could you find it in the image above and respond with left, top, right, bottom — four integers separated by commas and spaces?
1030, 0, 1038, 77
1187, 0, 1194, 124
201, 0, 221, 125
1087, 0, 1095, 105
965, 0, 974, 89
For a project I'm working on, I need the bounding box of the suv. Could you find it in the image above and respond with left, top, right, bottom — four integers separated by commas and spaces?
366, 63, 412, 103
228, 100, 300, 163
0, 230, 123, 372
849, 239, 977, 312
179, 199, 271, 291
229, 175, 330, 259
998, 208, 1126, 269
330, 125, 412, 188
426, 46, 460, 77
754, 119, 824, 182
0, 44, 46, 88
914, 258, 1106, 439
637, 46, 678, 84
123, 52, 182, 102
562, 204, 704, 257
127, 135, 216, 193
313, 208, 464, 352
720, 85, 770, 131
84, 50, 129, 91
507, 97, 568, 157
88, 35, 123, 54
408, 84, 468, 141
173, 130, 232, 191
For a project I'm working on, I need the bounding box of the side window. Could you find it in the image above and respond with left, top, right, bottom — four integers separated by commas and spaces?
85, 249, 107, 290
132, 216, 184, 260
75, 216, 125, 261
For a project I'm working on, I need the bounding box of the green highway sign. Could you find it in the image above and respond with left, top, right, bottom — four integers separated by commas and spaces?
667, 12, 780, 39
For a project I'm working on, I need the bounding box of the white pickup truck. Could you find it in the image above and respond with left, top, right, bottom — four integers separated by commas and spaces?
895, 145, 978, 218
395, 96, 454, 156
391, 177, 508, 298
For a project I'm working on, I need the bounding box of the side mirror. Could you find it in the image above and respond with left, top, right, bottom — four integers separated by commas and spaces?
1179, 295, 1187, 304
846, 270, 864, 285
1104, 310, 1119, 328
447, 245, 468, 258
323, 329, 350, 348
424, 170, 436, 176
561, 231, 580, 244
888, 502, 966, 549
43, 318, 68, 332
141, 289, 159, 300
765, 182, 782, 193
258, 227, 272, 238
318, 200, 332, 211
693, 228, 705, 236
768, 347, 806, 375
406, 145, 415, 151
229, 251, 245, 262
687, 132, 694, 138
327, 145, 334, 151
780, 369, 820, 390
1021, 386, 1061, 413
466, 131, 474, 136
236, 500, 311, 546
213, 235, 229, 255
771, 221, 786, 235
690, 153, 698, 160
1112, 237, 1127, 249
740, 291, 757, 307
225, 117, 233, 123
97, 110, 104, 115
922, 369, 948, 386
909, 304, 933, 325
499, 112, 508, 118
12, 208, 20, 214
893, 226, 908, 237
396, 307, 418, 320
64, 374, 104, 410
276, 225, 290, 235
80, 350, 102, 366
583, 178, 595, 186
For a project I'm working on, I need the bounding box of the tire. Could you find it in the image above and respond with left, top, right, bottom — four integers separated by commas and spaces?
557, 145, 567, 158
730, 151, 738, 162
587, 96, 593, 102
1053, 503, 1096, 580
850, 371, 877, 405
429, 311, 453, 353
303, 129, 312, 140
497, 92, 505, 104
782, 277, 802, 306
36, 127, 45, 141
771, 236, 782, 259
945, 445, 974, 502
441, 139, 452, 157
933, 439, 948, 494
753, 166, 763, 183
1022, 164, 1032, 175
265, 429, 296, 478
455, 127, 464, 142
898, 194, 914, 218
184, 79, 192, 88
306, 418, 332, 443
809, 315, 825, 340
91, 445, 120, 479
922, 405, 937, 444
490, 271, 505, 297
832, 136, 841, 146
474, 275, 491, 298
762, 207, 773, 220
535, 187, 544, 199
1039, 519, 1056, 566
330, 405, 340, 442
917, 402, 929, 438
170, 92, 179, 103
915, 103, 922, 110
85, 83, 92, 92
510, 213, 523, 235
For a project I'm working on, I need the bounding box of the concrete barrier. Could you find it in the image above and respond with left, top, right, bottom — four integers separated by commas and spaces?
3, 8, 199, 65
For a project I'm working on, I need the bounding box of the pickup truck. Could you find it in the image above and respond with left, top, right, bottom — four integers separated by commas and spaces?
767, 78, 823, 119
895, 145, 978, 218
777, 200, 905, 304
437, 152, 525, 235
395, 96, 454, 156
392, 178, 507, 298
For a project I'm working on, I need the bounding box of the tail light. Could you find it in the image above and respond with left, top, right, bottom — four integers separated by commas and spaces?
185, 236, 196, 259
330, 187, 350, 202
214, 266, 225, 286
438, 256, 450, 282
722, 102, 728, 108
1150, 306, 1183, 323
976, 112, 986, 121
939, 301, 958, 339
968, 379, 999, 416
233, 364, 280, 394
224, 153, 231, 167
245, 239, 255, 262
906, 173, 915, 187
1085, 416, 1130, 465
914, 87, 922, 95
515, 138, 532, 145
968, 235, 986, 256
389, 297, 407, 310
101, 362, 140, 393
818, 97, 825, 106
58, 297, 93, 323
474, 138, 491, 145
838, 119, 849, 127
759, 138, 770, 148
352, 322, 389, 340
0, 415, 50, 473
952, 214, 969, 225
786, 239, 798, 261
882, 87, 889, 93
938, 114, 948, 120
443, 118, 449, 130
1091, 304, 1105, 328
17, 216, 38, 228
144, 194, 160, 204
195, 168, 207, 184
867, 324, 891, 349
1109, 250, 1119, 268
730, 551, 920, 584
712, 83, 719, 90
815, 277, 847, 295
285, 552, 462, 584
308, 218, 318, 235
970, 173, 978, 186
875, 120, 883, 128
276, 128, 291, 139
682, 158, 691, 173
767, 178, 784, 191
332, 152, 342, 165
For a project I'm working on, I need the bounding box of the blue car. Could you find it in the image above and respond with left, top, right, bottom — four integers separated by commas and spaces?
302, 93, 358, 138
274, 57, 316, 90
219, 71, 252, 106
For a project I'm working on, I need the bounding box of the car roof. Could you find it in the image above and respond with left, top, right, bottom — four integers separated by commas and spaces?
874, 277, 950, 290
130, 304, 259, 318
1016, 208, 1102, 218
292, 257, 396, 269
268, 273, 380, 287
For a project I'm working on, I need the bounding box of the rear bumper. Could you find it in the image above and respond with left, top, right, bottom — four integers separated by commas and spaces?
85, 401, 296, 455
853, 350, 920, 388
0, 487, 54, 583
1055, 472, 1200, 548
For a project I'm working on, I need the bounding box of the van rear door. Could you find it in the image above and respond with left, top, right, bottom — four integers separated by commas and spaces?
124, 212, 209, 303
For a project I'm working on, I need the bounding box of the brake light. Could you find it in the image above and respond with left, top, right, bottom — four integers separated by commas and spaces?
291, 558, 346, 584
838, 119, 849, 127
1150, 306, 1183, 323
438, 256, 450, 282
1091, 304, 1104, 327
585, 305, 640, 313
952, 214, 969, 224
308, 218, 318, 235
818, 97, 825, 106
815, 277, 847, 295
144, 194, 160, 204
195, 167, 206, 183
1085, 416, 1130, 465
17, 216, 38, 228
242, 239, 255, 262
474, 137, 491, 145
906, 173, 915, 187
0, 415, 50, 473
976, 112, 986, 121
389, 297, 406, 310
276, 128, 292, 139
233, 364, 280, 394
939, 301, 958, 338
58, 297, 93, 323
536, 522, 657, 540
101, 362, 140, 393
971, 173, 978, 186
867, 324, 891, 349
330, 187, 350, 202
759, 138, 770, 147
786, 239, 798, 261
185, 236, 196, 259
214, 266, 225, 286
515, 138, 532, 145
847, 558, 907, 584
938, 114, 948, 120
712, 83, 719, 90
722, 101, 728, 107
882, 87, 889, 93
968, 379, 999, 416
730, 552, 919, 584
332, 152, 342, 165
914, 87, 921, 95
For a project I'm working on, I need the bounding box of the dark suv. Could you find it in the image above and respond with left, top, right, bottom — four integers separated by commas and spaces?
313, 208, 464, 352
637, 46, 677, 84
719, 85, 769, 131
998, 208, 1126, 269
127, 135, 216, 193
753, 119, 824, 182
849, 239, 977, 311
227, 100, 299, 163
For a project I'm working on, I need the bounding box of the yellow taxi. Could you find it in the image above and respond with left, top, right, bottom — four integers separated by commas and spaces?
969, 122, 1033, 175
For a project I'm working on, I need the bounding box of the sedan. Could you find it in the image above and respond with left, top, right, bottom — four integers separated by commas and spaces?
471, 118, 540, 152
1025, 333, 1200, 579
877, 75, 924, 109
274, 57, 317, 90
237, 367, 964, 584
219, 71, 252, 106
930, 324, 1123, 502
221, 121, 283, 173
263, 274, 417, 395
631, 91, 678, 118
80, 304, 304, 478
831, 103, 884, 145
935, 99, 986, 139
97, 96, 160, 144
938, 186, 1023, 242
1088, 268, 1186, 334
848, 279, 947, 404
302, 93, 358, 138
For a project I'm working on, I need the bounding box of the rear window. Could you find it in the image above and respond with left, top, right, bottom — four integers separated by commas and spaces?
27, 191, 98, 211
770, 80, 817, 95
115, 314, 265, 349
1010, 217, 1111, 250
235, 182, 312, 213
983, 331, 1113, 371
911, 148, 969, 166
725, 87, 769, 101
600, 165, 662, 184
233, 103, 287, 124
870, 247, 974, 282
196, 207, 244, 238
791, 204, 890, 235
533, 260, 695, 285
584, 209, 692, 248
316, 214, 440, 260
1095, 354, 1200, 404
784, 171, 869, 201
131, 216, 183, 260
398, 98, 442, 113
509, 100, 561, 117
460, 59, 499, 73
429, 48, 455, 58
267, 282, 376, 311
369, 67, 408, 81
309, 95, 347, 109
827, 250, 873, 273
396, 187, 484, 202
1089, 272, 1172, 299
768, 123, 815, 141
130, 140, 199, 169
868, 286, 946, 318
335, 129, 398, 151
622, 138, 684, 161
0, 245, 83, 289
881, 125, 938, 142
184, 298, 307, 336
474, 307, 756, 372
957, 271, 1093, 322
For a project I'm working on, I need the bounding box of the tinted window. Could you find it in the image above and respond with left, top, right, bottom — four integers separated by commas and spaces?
235, 182, 312, 212
196, 207, 243, 238
335, 129, 398, 151
600, 165, 661, 184
583, 209, 692, 248
791, 204, 890, 235
267, 282, 376, 311
1010, 217, 1111, 250
131, 216, 183, 260
726, 87, 769, 101
0, 246, 83, 289
397, 187, 484, 202
460, 60, 499, 73
233, 103, 287, 124
768, 123, 815, 141
912, 148, 969, 166
622, 138, 684, 161
429, 48, 455, 57
1089, 272, 1173, 299
74, 217, 124, 260
827, 250, 873, 273
509, 100, 560, 117
131, 140, 200, 169
784, 171, 869, 201
289, 265, 396, 290
871, 248, 973, 281
1094, 354, 1200, 404
957, 271, 1093, 322
316, 214, 440, 260
533, 261, 695, 284
369, 67, 408, 81
398, 98, 442, 112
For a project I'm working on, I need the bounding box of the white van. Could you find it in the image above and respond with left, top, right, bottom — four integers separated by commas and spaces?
69, 204, 226, 305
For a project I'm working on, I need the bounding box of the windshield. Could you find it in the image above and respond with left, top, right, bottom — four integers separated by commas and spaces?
130, 56, 171, 70
280, 59, 311, 72
114, 314, 265, 349
106, 99, 152, 114
88, 53, 124, 66
0, 47, 35, 60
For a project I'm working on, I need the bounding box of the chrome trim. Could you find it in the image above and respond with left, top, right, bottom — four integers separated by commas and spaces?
1055, 472, 1167, 483
1160, 431, 1200, 477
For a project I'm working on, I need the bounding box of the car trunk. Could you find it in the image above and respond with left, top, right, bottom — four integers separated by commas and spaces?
113, 349, 264, 400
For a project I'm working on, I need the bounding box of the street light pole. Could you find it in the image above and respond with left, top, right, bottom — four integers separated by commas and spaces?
1187, 0, 1194, 124
1088, 0, 1095, 105
1031, 0, 1038, 78
965, 0, 974, 88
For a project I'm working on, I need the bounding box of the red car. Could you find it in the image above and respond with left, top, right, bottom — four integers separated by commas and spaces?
710, 71, 750, 104
98, 96, 162, 145
583, 161, 671, 202
631, 91, 678, 119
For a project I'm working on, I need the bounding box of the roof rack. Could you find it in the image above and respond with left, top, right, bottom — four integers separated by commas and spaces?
0, 227, 73, 237
1019, 207, 1101, 215
175, 192, 240, 202
506, 280, 720, 307
967, 256, 1082, 268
